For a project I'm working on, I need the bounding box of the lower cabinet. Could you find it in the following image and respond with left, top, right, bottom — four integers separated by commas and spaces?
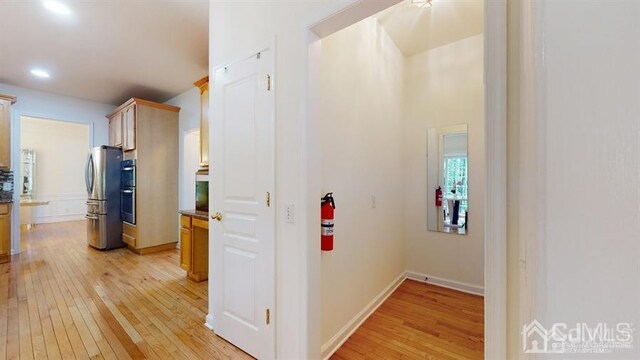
122, 222, 137, 248
179, 213, 208, 282
0, 203, 12, 264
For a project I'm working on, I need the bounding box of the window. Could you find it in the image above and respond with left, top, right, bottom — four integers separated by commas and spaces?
442, 155, 468, 214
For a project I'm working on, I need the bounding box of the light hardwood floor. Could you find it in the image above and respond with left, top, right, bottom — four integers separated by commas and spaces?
331, 280, 484, 360
0, 221, 251, 360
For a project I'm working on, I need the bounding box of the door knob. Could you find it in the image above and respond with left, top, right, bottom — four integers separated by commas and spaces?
211, 212, 223, 221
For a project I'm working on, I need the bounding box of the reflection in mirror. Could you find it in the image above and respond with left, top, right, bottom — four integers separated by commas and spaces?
427, 125, 468, 235
21, 149, 36, 200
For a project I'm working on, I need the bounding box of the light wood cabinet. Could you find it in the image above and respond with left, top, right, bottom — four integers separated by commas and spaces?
108, 98, 180, 254
179, 212, 208, 282
108, 104, 136, 151
109, 112, 123, 148
180, 227, 191, 270
123, 104, 136, 151
0, 94, 17, 170
194, 76, 209, 169
0, 203, 12, 264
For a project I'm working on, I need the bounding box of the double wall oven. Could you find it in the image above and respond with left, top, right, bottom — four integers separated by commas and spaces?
120, 159, 136, 224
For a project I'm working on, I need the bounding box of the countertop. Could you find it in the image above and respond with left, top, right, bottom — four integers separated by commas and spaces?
20, 200, 50, 206
0, 199, 13, 204
179, 209, 209, 221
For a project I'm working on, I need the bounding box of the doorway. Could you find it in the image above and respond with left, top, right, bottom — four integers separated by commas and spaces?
19, 116, 89, 231
313, 1, 485, 357
306, 0, 506, 358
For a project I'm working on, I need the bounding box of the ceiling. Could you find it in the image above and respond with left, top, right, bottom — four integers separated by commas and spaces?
0, 0, 208, 105
376, 0, 483, 57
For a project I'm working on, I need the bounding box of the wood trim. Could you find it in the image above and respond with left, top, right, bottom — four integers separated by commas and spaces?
106, 98, 180, 118
0, 94, 17, 104
128, 242, 177, 255
484, 0, 508, 359
320, 272, 406, 360
193, 76, 209, 94
405, 271, 484, 296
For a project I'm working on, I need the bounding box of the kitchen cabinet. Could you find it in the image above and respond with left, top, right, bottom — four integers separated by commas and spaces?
123, 104, 136, 151
108, 104, 135, 151
0, 94, 17, 170
109, 112, 123, 148
179, 211, 208, 282
194, 76, 209, 169
107, 98, 179, 255
0, 203, 12, 264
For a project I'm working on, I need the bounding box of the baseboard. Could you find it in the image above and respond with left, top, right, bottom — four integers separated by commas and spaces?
35, 214, 85, 224
320, 271, 406, 360
204, 314, 214, 331
406, 270, 484, 296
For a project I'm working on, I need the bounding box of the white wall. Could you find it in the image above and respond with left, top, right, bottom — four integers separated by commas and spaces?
164, 87, 201, 211
533, 2, 639, 359
319, 17, 406, 347
404, 34, 485, 289
0, 82, 114, 253
20, 117, 89, 223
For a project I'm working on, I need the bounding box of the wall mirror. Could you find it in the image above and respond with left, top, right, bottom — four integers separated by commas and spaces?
21, 149, 36, 200
427, 125, 468, 235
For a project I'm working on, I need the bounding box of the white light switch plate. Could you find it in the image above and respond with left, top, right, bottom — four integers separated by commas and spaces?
285, 204, 295, 224
371, 195, 376, 209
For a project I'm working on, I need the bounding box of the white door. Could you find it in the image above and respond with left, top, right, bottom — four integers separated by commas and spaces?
211, 46, 275, 359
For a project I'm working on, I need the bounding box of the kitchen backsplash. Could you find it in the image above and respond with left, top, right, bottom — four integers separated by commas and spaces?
0, 170, 14, 202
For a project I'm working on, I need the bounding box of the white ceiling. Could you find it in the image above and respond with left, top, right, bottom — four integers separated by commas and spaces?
0, 0, 208, 105
376, 0, 483, 57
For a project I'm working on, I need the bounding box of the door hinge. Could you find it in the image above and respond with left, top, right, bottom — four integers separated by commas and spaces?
267, 74, 272, 91
266, 309, 271, 325
266, 192, 271, 207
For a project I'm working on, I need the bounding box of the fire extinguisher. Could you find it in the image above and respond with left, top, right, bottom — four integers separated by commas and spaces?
435, 186, 443, 207
321, 193, 336, 251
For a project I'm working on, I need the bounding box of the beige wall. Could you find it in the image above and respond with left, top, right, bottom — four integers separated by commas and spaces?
403, 34, 485, 288
319, 17, 407, 346
20, 117, 89, 223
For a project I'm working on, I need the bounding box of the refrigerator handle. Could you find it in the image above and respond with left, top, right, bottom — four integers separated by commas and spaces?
85, 153, 95, 195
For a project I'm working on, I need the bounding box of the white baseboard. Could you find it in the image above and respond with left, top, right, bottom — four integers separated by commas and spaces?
204, 314, 214, 331
406, 270, 484, 296
320, 271, 406, 360
36, 214, 85, 224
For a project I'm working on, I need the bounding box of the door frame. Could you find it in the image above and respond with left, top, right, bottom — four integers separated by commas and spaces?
302, 0, 509, 358
11, 112, 94, 255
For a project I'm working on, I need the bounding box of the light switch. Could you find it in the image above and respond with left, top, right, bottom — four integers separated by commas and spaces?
371, 195, 376, 209
285, 204, 295, 224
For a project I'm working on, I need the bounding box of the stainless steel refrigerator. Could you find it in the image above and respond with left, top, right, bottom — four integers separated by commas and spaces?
84, 146, 124, 249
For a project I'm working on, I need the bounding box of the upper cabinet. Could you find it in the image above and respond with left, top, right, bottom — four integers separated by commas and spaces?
0, 94, 17, 170
123, 104, 136, 151
194, 76, 209, 169
108, 103, 135, 151
108, 111, 123, 148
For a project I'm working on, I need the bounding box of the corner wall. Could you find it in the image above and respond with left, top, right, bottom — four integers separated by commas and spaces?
403, 34, 485, 290
164, 87, 201, 212
319, 17, 407, 348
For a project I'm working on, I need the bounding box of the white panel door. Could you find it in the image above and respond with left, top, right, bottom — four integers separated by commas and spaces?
211, 46, 275, 359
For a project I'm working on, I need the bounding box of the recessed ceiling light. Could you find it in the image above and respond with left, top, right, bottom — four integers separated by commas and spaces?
412, 0, 433, 8
43, 1, 71, 16
30, 69, 51, 79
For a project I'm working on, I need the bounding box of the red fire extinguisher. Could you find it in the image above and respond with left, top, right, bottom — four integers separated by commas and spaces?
321, 193, 335, 251
435, 186, 443, 207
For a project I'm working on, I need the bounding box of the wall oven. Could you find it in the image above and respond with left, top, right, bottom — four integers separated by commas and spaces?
121, 160, 136, 224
